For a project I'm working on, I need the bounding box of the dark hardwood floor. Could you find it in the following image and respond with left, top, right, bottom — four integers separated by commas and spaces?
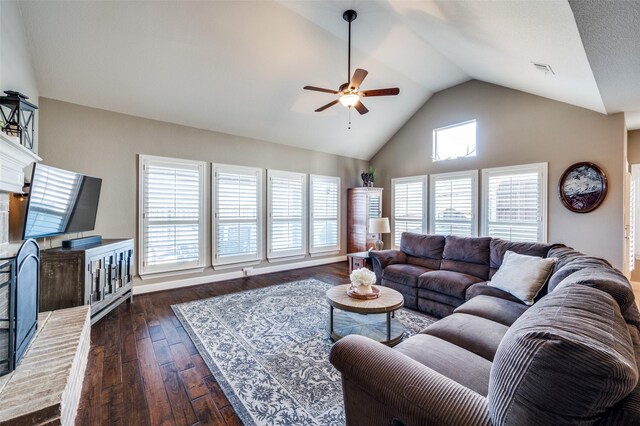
76, 262, 350, 426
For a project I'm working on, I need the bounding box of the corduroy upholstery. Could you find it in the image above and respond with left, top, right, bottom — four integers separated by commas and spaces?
336, 234, 640, 425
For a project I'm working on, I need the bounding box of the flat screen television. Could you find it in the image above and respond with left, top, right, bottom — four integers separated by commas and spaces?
22, 163, 102, 239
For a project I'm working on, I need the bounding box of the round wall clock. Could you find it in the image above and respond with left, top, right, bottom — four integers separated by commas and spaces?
558, 162, 607, 213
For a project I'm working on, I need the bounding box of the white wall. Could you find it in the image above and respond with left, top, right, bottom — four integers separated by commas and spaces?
0, 1, 39, 153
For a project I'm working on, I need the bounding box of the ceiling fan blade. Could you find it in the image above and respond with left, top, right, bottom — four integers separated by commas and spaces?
315, 99, 339, 112
349, 68, 368, 90
304, 86, 338, 94
361, 88, 400, 97
354, 100, 369, 115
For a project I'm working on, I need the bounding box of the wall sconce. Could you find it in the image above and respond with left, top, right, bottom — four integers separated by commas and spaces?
0, 91, 38, 151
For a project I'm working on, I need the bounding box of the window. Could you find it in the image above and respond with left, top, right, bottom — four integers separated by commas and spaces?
267, 170, 307, 259
481, 163, 548, 242
430, 170, 478, 237
212, 164, 263, 266
433, 120, 476, 161
391, 176, 427, 248
309, 175, 340, 254
139, 155, 206, 275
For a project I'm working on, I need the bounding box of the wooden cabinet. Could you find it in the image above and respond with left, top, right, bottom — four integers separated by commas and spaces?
348, 187, 383, 253
347, 251, 372, 274
40, 239, 133, 324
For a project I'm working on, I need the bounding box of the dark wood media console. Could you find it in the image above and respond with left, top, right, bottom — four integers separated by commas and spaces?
40, 238, 134, 324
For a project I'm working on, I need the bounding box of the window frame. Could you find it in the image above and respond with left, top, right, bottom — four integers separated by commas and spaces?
480, 162, 548, 243
429, 170, 479, 237
309, 174, 341, 255
211, 163, 264, 267
432, 119, 477, 162
138, 154, 207, 277
390, 175, 428, 249
267, 169, 308, 260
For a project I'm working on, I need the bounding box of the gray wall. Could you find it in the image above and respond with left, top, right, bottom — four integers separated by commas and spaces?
37, 97, 368, 288
628, 129, 640, 164
0, 1, 40, 153
370, 80, 626, 269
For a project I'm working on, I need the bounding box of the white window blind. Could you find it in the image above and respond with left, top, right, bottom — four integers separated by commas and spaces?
139, 155, 206, 275
212, 164, 263, 266
481, 163, 547, 243
391, 176, 427, 248
268, 170, 307, 259
430, 170, 478, 237
309, 175, 340, 254
629, 175, 635, 271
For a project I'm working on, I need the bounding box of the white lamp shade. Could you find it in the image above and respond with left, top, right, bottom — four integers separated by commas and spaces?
369, 217, 390, 234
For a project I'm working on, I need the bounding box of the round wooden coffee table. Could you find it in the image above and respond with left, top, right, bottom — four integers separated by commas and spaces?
326, 284, 405, 346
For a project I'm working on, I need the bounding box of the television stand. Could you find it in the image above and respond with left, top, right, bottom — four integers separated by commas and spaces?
62, 235, 102, 248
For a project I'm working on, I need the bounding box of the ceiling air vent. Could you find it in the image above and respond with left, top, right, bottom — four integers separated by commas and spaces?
533, 62, 555, 75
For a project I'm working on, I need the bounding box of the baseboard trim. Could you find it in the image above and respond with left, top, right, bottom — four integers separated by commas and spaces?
132, 255, 347, 295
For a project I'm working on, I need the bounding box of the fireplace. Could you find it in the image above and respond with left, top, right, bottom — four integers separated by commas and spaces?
0, 239, 39, 376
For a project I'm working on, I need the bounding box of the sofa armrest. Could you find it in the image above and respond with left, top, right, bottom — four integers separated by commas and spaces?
369, 250, 407, 284
330, 335, 491, 426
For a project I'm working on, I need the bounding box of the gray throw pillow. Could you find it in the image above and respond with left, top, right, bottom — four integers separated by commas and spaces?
488, 250, 556, 305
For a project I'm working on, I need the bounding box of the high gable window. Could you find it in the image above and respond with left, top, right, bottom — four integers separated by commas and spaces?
430, 170, 478, 237
139, 155, 206, 275
433, 120, 476, 162
481, 163, 548, 242
267, 170, 307, 259
212, 164, 263, 266
391, 176, 427, 248
309, 175, 340, 254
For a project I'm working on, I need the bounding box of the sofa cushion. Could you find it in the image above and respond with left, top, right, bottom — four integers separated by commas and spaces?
488, 251, 556, 305
465, 282, 525, 304
399, 232, 445, 270
418, 270, 484, 299
548, 255, 613, 293
555, 266, 636, 320
489, 283, 638, 425
417, 299, 457, 318
455, 295, 528, 327
381, 279, 418, 310
422, 313, 509, 361
418, 288, 464, 307
394, 334, 492, 396
441, 235, 491, 280
382, 264, 432, 287
489, 238, 552, 278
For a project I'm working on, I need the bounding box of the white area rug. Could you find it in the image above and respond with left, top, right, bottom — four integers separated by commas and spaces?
172, 279, 437, 425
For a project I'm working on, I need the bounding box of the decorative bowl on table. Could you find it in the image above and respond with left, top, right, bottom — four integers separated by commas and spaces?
348, 268, 379, 299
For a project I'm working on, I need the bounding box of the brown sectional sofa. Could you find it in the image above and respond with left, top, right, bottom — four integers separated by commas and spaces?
330, 232, 640, 425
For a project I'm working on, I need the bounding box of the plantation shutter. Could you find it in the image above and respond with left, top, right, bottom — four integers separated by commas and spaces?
430, 171, 477, 237
139, 156, 206, 275
630, 177, 635, 271
213, 165, 262, 266
482, 163, 547, 242
391, 176, 427, 248
310, 175, 340, 253
268, 170, 307, 259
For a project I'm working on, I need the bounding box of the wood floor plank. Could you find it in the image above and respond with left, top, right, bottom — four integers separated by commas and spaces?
136, 337, 177, 426
77, 262, 350, 425
191, 395, 226, 425
160, 362, 199, 426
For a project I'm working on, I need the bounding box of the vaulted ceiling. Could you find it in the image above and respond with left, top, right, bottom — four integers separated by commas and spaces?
17, 1, 640, 160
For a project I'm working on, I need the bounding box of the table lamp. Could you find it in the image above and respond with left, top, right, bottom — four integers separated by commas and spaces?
369, 217, 390, 251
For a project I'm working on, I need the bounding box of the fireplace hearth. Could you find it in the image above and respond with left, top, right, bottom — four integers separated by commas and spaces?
0, 239, 39, 376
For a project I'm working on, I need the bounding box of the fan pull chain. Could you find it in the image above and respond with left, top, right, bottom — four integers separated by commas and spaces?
348, 108, 352, 130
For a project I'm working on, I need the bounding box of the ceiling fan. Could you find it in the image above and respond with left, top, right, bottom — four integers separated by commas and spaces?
304, 9, 400, 116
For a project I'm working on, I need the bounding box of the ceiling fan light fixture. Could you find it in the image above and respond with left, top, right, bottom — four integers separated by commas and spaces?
339, 93, 360, 108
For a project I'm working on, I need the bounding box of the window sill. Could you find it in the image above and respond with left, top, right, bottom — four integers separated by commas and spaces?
309, 250, 340, 257
267, 254, 306, 263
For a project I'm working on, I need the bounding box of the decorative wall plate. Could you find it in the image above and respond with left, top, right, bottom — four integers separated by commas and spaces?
558, 162, 607, 213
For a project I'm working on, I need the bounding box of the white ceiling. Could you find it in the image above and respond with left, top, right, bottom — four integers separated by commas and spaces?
16, 1, 634, 160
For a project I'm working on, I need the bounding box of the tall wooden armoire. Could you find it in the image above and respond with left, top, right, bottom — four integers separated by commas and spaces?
347, 187, 383, 253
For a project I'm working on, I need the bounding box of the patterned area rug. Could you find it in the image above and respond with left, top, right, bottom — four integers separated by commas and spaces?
172, 279, 437, 425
